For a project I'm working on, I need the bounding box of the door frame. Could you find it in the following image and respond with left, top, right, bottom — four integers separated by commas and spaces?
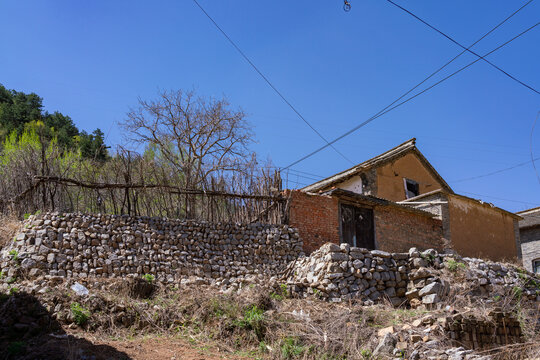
338, 200, 377, 249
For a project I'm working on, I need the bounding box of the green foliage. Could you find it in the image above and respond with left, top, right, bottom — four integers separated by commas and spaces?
8, 286, 18, 295
7, 276, 16, 284
512, 286, 523, 300
78, 128, 109, 161
237, 305, 265, 340
280, 337, 307, 359
142, 273, 155, 283
270, 283, 289, 301
8, 249, 19, 262
7, 341, 26, 356
71, 302, 91, 326
0, 83, 108, 158
360, 349, 372, 359
0, 271, 4, 280
446, 258, 466, 272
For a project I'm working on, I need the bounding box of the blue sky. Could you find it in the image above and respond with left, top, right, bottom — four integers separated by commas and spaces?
1, 0, 539, 212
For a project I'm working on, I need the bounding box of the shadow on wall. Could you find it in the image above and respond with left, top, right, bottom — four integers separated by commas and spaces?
0, 292, 132, 360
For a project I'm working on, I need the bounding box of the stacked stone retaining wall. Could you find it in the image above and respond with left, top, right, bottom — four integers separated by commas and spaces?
0, 213, 303, 288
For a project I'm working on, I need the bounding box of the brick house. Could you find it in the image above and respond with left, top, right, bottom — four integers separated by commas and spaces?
516, 207, 540, 273
288, 138, 521, 261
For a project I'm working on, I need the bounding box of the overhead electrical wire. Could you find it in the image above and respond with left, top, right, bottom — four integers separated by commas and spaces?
386, 0, 540, 96
281, 21, 540, 171
191, 0, 354, 165
450, 155, 540, 183
531, 111, 540, 184
457, 191, 540, 206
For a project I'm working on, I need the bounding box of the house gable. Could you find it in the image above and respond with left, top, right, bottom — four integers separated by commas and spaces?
375, 150, 450, 201
302, 138, 452, 201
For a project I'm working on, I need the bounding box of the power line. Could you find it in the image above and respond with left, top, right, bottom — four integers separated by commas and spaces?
450, 156, 540, 183
281, 21, 540, 171
531, 111, 540, 184
191, 0, 354, 165
457, 190, 540, 206
386, 0, 540, 96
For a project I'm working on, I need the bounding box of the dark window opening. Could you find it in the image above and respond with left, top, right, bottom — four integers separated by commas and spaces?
533, 259, 540, 274
340, 204, 375, 250
404, 178, 419, 199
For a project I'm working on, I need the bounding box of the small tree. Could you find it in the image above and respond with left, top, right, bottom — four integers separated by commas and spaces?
121, 89, 255, 191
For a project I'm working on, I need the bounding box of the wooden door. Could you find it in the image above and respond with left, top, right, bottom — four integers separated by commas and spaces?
340, 204, 374, 249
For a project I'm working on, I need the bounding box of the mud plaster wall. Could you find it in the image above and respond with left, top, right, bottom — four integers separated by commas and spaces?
376, 152, 446, 202
448, 196, 518, 261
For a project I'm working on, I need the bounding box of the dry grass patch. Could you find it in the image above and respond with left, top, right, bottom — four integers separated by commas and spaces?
0, 214, 21, 251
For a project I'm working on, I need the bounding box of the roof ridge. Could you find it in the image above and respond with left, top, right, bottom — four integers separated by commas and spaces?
301, 138, 418, 192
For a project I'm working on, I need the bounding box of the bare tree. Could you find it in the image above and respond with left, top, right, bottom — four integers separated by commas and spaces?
121, 89, 255, 191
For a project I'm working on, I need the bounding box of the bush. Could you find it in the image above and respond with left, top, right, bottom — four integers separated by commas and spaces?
71, 302, 91, 326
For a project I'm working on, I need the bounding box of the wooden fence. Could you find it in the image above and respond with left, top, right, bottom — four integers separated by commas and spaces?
5, 175, 288, 224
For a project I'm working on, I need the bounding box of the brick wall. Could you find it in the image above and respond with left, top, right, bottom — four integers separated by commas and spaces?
286, 190, 340, 254
374, 206, 443, 253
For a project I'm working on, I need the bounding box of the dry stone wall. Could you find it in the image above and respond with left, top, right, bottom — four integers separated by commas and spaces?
0, 213, 302, 289
288, 244, 540, 305
287, 243, 411, 306
445, 310, 523, 350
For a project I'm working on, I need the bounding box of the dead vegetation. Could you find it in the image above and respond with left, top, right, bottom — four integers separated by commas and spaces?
2, 276, 537, 360
0, 214, 20, 251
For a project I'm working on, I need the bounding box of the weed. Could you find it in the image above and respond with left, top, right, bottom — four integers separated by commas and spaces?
209, 297, 238, 318
0, 271, 5, 280
71, 302, 91, 326
446, 258, 466, 272
142, 273, 155, 283
258, 341, 268, 353
270, 283, 289, 301
9, 286, 18, 295
7, 276, 16, 284
280, 337, 307, 359
237, 305, 265, 340
9, 249, 19, 262
493, 295, 501, 302
23, 213, 31, 220
360, 349, 372, 359
421, 253, 436, 264
512, 286, 523, 300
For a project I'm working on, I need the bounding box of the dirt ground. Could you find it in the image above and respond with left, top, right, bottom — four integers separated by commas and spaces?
9, 331, 244, 360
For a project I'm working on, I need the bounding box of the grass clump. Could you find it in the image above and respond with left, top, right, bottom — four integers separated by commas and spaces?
280, 337, 308, 359
9, 249, 19, 262
446, 258, 466, 272
270, 284, 289, 301
237, 305, 265, 340
71, 302, 91, 326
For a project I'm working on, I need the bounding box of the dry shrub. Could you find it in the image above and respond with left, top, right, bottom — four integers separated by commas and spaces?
0, 214, 21, 251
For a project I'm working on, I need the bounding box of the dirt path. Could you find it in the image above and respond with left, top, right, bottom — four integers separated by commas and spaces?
98, 337, 243, 360
14, 332, 245, 360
